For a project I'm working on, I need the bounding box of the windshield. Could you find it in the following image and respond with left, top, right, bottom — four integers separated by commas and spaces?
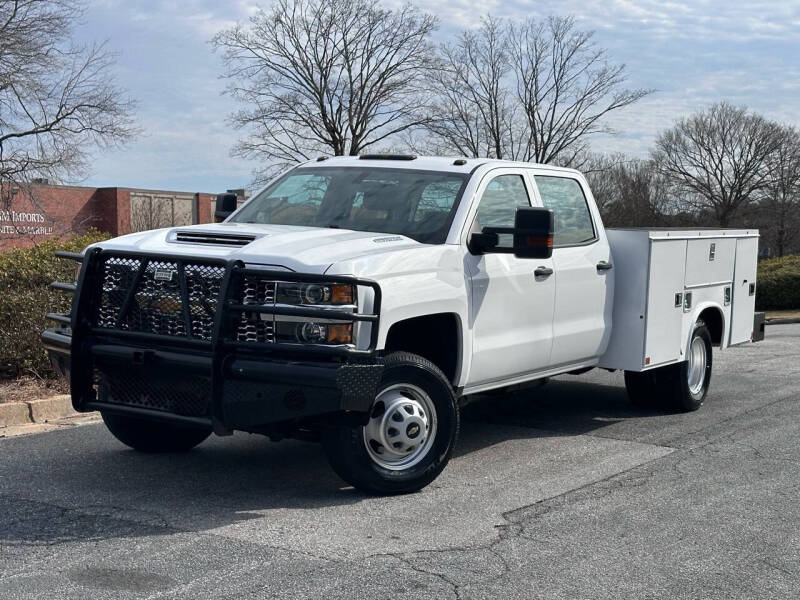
230, 167, 468, 243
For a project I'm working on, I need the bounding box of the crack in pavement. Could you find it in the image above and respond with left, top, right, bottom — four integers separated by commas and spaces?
657, 391, 799, 448
369, 445, 675, 599
0, 491, 469, 600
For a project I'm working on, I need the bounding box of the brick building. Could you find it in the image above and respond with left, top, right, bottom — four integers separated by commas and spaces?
0, 182, 221, 251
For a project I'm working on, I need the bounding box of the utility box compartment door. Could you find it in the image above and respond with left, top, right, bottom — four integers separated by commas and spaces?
644, 239, 687, 367
730, 236, 759, 345
685, 238, 736, 287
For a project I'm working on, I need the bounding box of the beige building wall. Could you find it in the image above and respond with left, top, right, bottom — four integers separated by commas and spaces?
130, 191, 196, 232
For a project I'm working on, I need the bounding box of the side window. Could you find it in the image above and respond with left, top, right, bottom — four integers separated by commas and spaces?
534, 175, 596, 246
474, 174, 530, 230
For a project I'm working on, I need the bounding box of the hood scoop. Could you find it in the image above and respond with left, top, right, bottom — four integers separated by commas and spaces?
171, 230, 258, 247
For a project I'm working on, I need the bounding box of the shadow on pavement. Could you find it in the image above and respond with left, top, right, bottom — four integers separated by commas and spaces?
465, 377, 660, 430
1, 375, 665, 548
456, 377, 665, 454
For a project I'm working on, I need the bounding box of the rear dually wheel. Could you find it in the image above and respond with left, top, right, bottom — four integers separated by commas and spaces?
624, 320, 713, 412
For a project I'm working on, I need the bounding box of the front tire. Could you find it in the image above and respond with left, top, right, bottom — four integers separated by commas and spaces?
323, 352, 459, 495
101, 412, 212, 453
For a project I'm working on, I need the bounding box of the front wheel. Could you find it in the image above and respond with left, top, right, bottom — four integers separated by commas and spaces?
323, 352, 459, 495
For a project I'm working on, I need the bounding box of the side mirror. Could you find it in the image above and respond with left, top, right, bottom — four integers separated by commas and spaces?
215, 193, 238, 222
513, 207, 554, 259
468, 206, 554, 259
467, 231, 499, 255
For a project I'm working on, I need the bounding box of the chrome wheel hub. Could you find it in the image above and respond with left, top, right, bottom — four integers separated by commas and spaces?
363, 384, 437, 471
687, 335, 708, 395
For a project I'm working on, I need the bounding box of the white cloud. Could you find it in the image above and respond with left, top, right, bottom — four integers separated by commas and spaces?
74, 0, 800, 190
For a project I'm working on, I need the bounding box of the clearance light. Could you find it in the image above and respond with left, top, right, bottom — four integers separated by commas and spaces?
326, 323, 353, 344
329, 284, 354, 305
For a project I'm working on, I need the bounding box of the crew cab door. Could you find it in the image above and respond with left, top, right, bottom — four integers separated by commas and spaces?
532, 172, 613, 365
465, 170, 556, 385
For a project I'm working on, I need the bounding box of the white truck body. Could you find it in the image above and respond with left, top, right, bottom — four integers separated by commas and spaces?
84, 157, 758, 393
43, 156, 763, 494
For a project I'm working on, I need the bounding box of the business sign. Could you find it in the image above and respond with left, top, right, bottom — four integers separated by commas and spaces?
0, 209, 54, 236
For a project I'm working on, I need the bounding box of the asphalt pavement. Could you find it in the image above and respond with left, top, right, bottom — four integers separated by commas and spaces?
1, 324, 798, 599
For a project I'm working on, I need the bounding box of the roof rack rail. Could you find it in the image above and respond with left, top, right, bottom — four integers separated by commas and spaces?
358, 154, 417, 161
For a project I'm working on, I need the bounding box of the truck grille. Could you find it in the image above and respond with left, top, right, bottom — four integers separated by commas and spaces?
95, 256, 225, 341
92, 254, 285, 344
235, 274, 276, 344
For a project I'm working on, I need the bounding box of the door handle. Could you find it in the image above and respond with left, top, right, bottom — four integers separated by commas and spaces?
596, 261, 613, 271
534, 266, 553, 277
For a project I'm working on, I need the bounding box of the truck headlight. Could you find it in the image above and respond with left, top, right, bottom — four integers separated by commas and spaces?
272, 281, 357, 344
276, 282, 355, 306
299, 321, 326, 343
275, 320, 354, 345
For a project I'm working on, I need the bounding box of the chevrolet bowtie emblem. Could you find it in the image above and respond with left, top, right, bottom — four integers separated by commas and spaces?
138, 293, 182, 314
151, 296, 182, 313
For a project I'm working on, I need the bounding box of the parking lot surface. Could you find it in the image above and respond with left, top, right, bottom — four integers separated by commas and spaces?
1, 324, 798, 599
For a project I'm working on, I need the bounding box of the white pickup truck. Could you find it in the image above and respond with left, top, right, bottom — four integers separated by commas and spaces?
42, 156, 764, 494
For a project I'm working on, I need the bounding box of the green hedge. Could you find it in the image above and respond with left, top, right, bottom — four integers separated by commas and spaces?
756, 255, 800, 311
0, 230, 110, 380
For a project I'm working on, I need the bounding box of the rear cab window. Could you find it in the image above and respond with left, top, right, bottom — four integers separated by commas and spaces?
533, 175, 596, 246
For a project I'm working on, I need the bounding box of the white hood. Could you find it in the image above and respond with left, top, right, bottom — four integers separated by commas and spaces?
93, 222, 423, 274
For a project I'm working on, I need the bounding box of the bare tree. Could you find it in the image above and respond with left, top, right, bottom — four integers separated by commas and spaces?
510, 16, 651, 166
584, 153, 670, 227
423, 16, 650, 165
0, 0, 135, 198
424, 16, 520, 159
213, 0, 437, 183
760, 126, 800, 256
652, 102, 784, 227
130, 196, 173, 232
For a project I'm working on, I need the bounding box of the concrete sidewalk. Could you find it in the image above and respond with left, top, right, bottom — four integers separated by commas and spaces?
0, 395, 95, 433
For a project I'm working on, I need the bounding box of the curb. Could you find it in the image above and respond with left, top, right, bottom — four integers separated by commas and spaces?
765, 317, 800, 325
0, 395, 78, 428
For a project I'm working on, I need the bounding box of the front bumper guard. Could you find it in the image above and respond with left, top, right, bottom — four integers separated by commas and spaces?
42, 249, 384, 433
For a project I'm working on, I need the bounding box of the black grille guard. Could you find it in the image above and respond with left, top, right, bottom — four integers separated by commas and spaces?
48, 247, 383, 432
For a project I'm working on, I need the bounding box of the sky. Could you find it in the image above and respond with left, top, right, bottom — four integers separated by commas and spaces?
73, 0, 800, 193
